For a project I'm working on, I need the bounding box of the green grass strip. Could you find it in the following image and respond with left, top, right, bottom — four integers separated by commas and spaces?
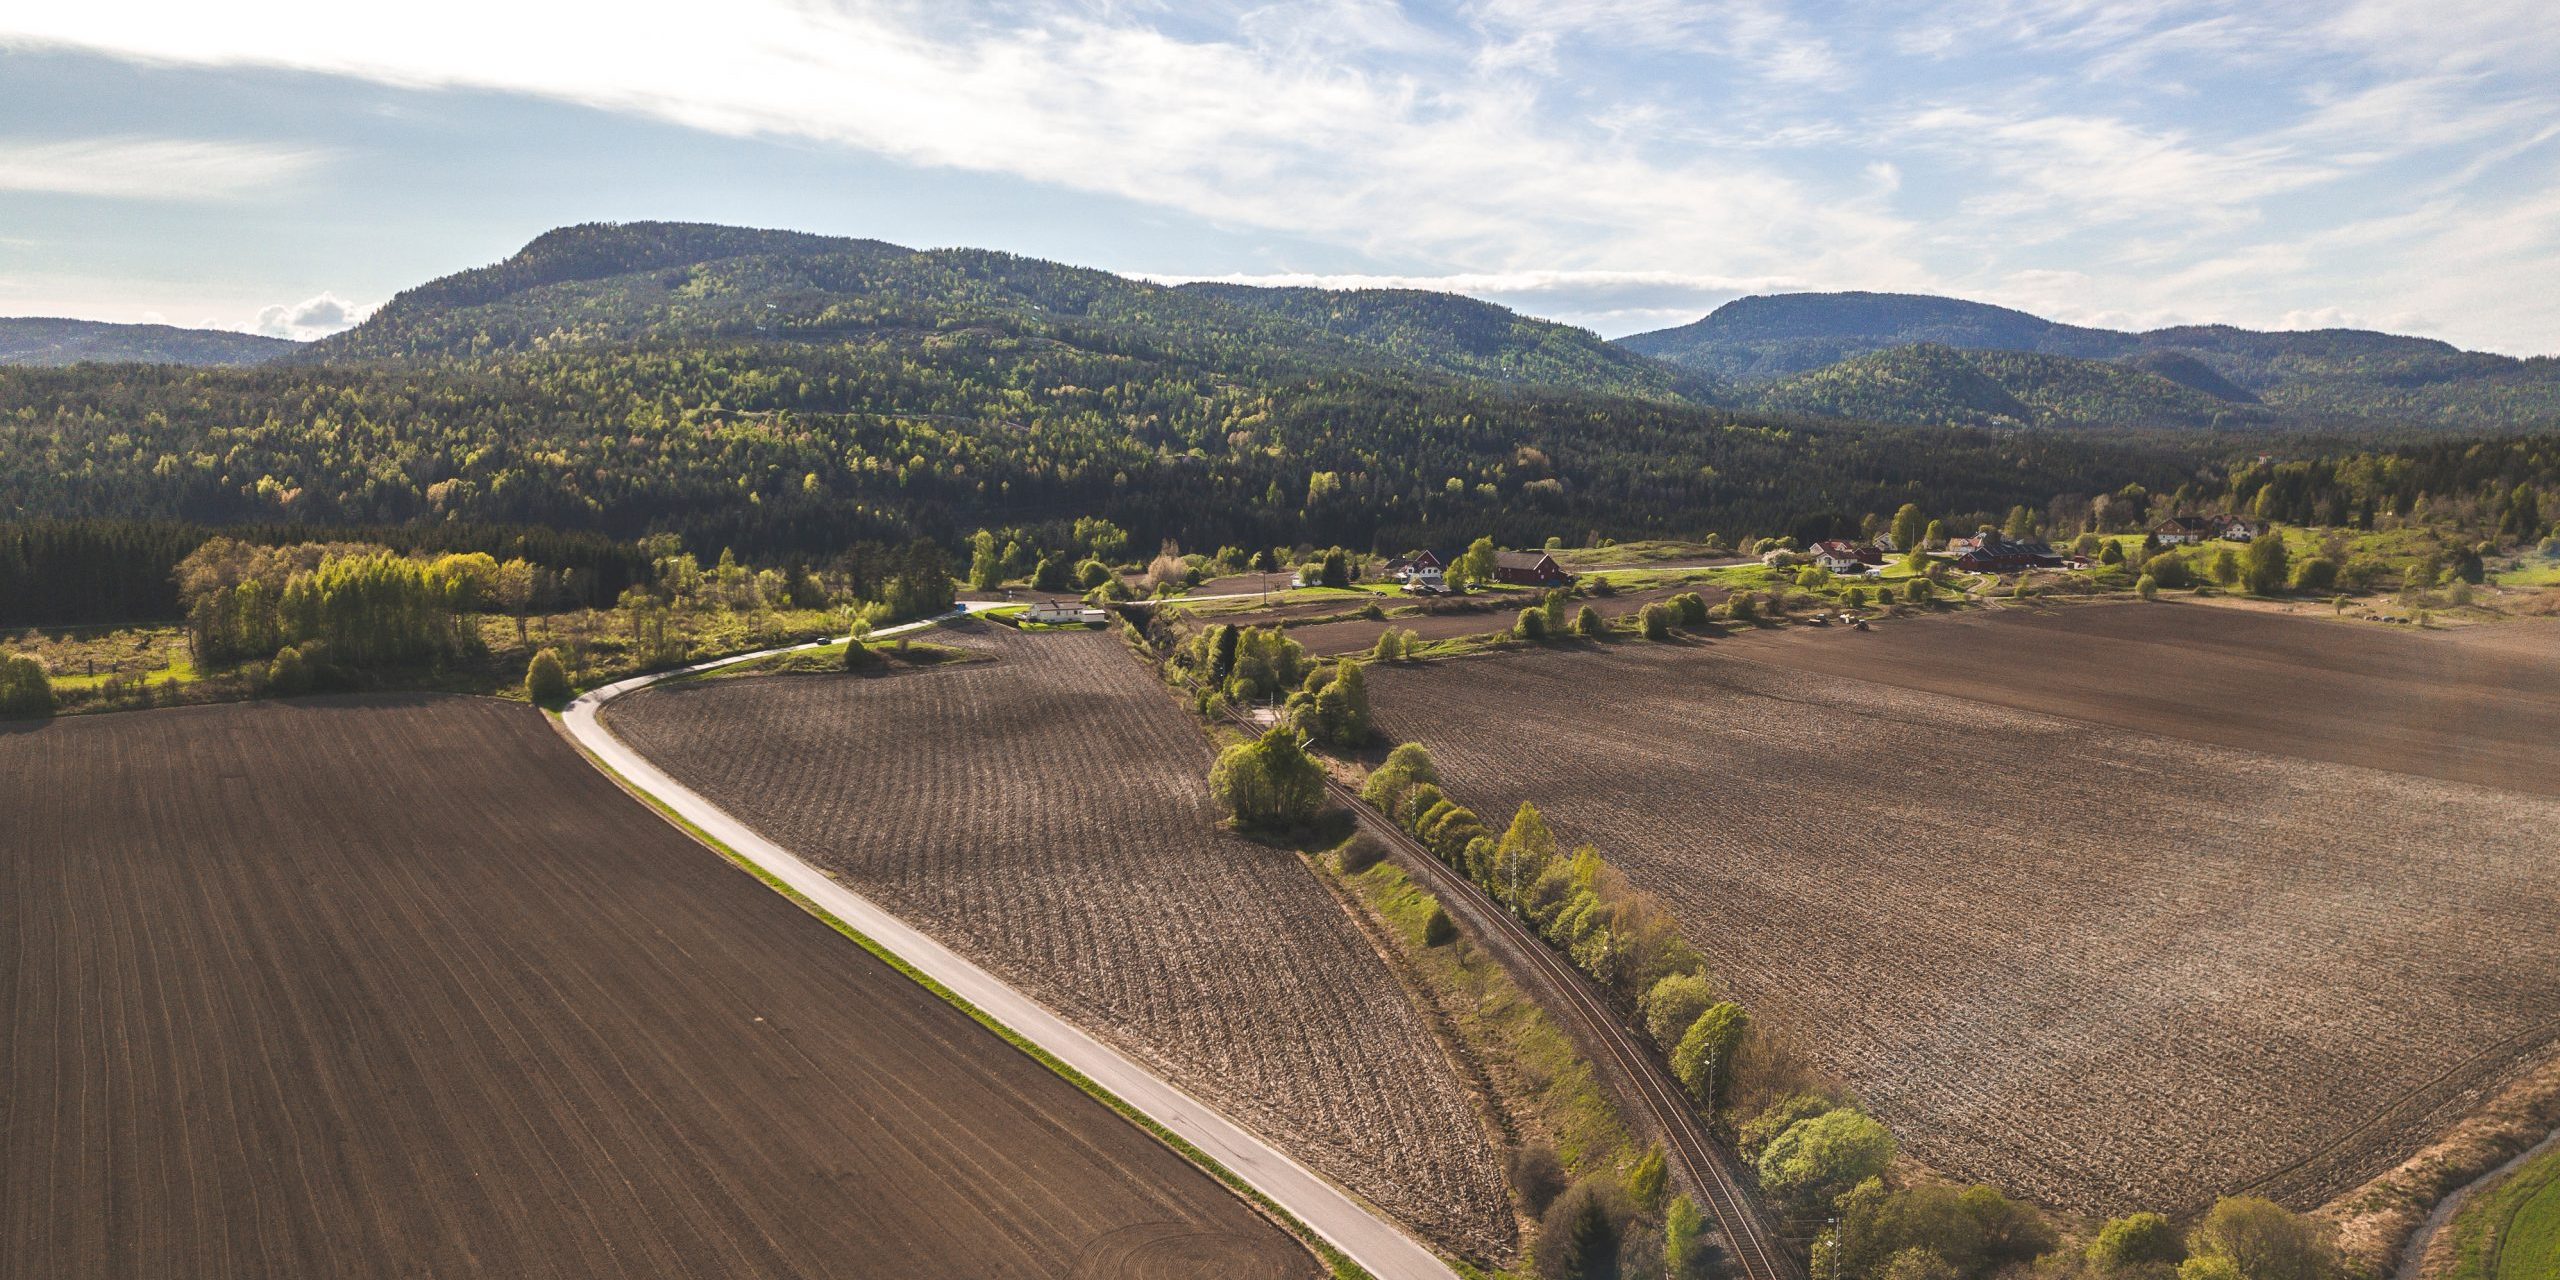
557, 715, 1376, 1280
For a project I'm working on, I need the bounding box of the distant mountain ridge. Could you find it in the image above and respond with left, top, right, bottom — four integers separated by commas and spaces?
0, 317, 295, 367
309, 221, 1694, 402
1619, 291, 2560, 431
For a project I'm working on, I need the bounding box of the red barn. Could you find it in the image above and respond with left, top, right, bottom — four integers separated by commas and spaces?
1493, 550, 1573, 587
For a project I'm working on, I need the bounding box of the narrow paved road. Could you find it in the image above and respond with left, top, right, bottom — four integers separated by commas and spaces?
558, 612, 1457, 1280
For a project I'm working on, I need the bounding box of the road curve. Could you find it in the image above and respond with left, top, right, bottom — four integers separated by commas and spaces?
558, 613, 1457, 1280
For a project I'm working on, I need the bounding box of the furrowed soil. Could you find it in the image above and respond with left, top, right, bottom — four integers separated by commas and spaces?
1363, 607, 2560, 1215
1742, 603, 2560, 795
606, 622, 1516, 1259
0, 694, 1311, 1280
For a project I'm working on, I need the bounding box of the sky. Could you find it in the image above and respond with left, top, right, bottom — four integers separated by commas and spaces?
1, 0, 2555, 354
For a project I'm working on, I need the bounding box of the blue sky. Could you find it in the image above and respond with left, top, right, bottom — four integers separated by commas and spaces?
2, 0, 2556, 353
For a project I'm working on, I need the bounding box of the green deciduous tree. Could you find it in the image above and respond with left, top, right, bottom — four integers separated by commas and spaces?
1738, 1093, 1834, 1161
1671, 1002, 1749, 1107
1639, 601, 1674, 639
1757, 1108, 1896, 1212
1666, 1195, 1716, 1279
2183, 1198, 2339, 1280
1890, 503, 1926, 553
1625, 1146, 1669, 1214
525, 647, 569, 703
2089, 1212, 2186, 1272
967, 528, 1004, 590
2243, 532, 2290, 595
1643, 972, 1718, 1050
0, 653, 55, 717
1882, 1248, 1959, 1280
1292, 659, 1372, 746
1360, 741, 1440, 808
1208, 727, 1326, 830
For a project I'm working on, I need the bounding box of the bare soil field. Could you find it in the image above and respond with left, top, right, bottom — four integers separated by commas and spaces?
0, 695, 1310, 1280
1364, 623, 2560, 1216
605, 622, 1515, 1258
1744, 603, 2560, 795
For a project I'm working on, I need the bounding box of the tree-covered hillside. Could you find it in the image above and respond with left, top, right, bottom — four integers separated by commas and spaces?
1621, 291, 2560, 431
1751, 344, 2274, 432
1620, 291, 2129, 380
0, 318, 295, 368
0, 334, 2202, 565
309, 221, 1691, 400
9, 221, 2551, 599
1175, 282, 1704, 401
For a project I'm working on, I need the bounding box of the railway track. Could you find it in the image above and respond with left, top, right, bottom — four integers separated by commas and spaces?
1219, 704, 1799, 1280
1330, 775, 1801, 1280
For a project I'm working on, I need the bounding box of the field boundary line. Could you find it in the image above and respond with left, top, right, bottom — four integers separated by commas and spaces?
555, 619, 1453, 1280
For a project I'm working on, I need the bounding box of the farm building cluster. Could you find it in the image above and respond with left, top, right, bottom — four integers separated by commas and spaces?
1795, 514, 2266, 576
1382, 549, 1575, 593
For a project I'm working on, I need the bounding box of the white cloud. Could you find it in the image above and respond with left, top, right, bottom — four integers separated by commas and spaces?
0, 135, 327, 200
251, 291, 368, 340
0, 1, 1911, 282
1901, 106, 2336, 232
3, 1, 2557, 354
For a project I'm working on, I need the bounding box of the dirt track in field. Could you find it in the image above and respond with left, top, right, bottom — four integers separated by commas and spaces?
1364, 610, 2560, 1215
605, 623, 1516, 1259
0, 695, 1310, 1280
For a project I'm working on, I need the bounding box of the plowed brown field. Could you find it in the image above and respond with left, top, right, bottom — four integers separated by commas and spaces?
605, 622, 1515, 1258
1741, 603, 2560, 795
1364, 609, 2560, 1215
1, 695, 1311, 1280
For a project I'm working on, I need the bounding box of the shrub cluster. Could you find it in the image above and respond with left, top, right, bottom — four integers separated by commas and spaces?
1208, 727, 1326, 830
1175, 622, 1310, 705
0, 652, 54, 718
1370, 625, 1422, 661
525, 647, 571, 703
1362, 747, 1698, 1005
1287, 658, 1371, 747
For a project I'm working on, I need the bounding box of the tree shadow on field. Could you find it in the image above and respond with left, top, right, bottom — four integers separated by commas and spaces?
1233, 805, 1358, 855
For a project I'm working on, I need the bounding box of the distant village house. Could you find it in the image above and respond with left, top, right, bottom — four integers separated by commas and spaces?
1943, 533, 2063, 572
2150, 514, 2261, 545
1810, 539, 1884, 573
1492, 550, 1574, 587
1386, 550, 1446, 591
1025, 598, 1108, 625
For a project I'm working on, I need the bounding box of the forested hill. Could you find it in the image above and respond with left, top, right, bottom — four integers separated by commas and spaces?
1173, 282, 1707, 400
1752, 344, 2275, 432
1622, 291, 2560, 431
0, 220, 2216, 566
0, 317, 295, 367
308, 221, 1692, 401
